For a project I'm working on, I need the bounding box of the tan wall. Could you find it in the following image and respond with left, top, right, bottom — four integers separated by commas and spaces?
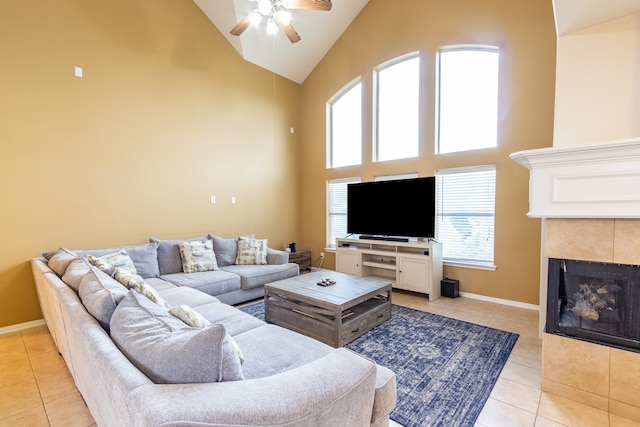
0, 0, 301, 327
299, 0, 557, 305
554, 13, 640, 148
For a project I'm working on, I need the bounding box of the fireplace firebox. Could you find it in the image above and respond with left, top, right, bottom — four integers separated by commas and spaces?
547, 258, 640, 352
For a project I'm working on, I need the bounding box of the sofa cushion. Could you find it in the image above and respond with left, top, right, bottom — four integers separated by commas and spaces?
221, 263, 300, 290
157, 287, 220, 308
235, 238, 268, 265
194, 302, 266, 336
78, 268, 128, 332
47, 247, 77, 276
178, 240, 218, 273
160, 269, 241, 296
143, 277, 177, 291
61, 256, 92, 292
151, 236, 209, 275
266, 248, 290, 265
114, 267, 171, 310
233, 324, 332, 380
87, 249, 137, 276
110, 291, 244, 384
209, 234, 255, 267
75, 243, 160, 279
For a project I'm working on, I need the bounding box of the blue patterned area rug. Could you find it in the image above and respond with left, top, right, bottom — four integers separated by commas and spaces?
239, 302, 518, 427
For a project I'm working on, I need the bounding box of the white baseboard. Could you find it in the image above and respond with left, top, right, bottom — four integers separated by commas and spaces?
459, 291, 539, 312
0, 319, 46, 335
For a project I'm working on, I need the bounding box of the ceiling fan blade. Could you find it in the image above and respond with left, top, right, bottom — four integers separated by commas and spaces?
230, 14, 251, 36
274, 15, 301, 43
284, 0, 332, 12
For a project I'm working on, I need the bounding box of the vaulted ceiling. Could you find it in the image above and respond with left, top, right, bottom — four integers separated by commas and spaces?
553, 0, 640, 35
193, 0, 369, 84
193, 0, 640, 84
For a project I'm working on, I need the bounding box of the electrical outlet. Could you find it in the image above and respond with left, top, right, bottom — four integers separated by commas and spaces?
320, 252, 324, 259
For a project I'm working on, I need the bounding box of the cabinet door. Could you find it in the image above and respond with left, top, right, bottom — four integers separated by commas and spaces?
336, 250, 361, 276
397, 257, 429, 293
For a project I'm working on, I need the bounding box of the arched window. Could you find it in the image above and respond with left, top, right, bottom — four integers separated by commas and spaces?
374, 53, 420, 161
436, 46, 499, 154
327, 79, 362, 168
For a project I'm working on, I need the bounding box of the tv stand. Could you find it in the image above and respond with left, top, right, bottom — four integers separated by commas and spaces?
359, 235, 410, 243
336, 238, 443, 300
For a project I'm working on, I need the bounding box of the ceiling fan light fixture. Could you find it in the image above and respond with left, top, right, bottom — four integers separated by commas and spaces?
258, 0, 273, 16
266, 18, 278, 35
230, 0, 332, 42
249, 10, 262, 27
275, 9, 291, 26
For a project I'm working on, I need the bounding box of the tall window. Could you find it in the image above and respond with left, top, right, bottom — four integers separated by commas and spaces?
327, 80, 362, 168
436, 46, 499, 154
435, 165, 496, 268
327, 177, 361, 248
374, 53, 420, 162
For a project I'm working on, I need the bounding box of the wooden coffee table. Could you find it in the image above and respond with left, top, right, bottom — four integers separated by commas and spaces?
264, 270, 392, 347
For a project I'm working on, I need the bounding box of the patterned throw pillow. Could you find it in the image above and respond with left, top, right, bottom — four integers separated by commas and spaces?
178, 240, 218, 273
235, 238, 268, 265
169, 305, 211, 328
114, 267, 171, 310
87, 249, 137, 276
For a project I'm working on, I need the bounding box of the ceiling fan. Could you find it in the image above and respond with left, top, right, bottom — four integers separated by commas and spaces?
230, 0, 332, 43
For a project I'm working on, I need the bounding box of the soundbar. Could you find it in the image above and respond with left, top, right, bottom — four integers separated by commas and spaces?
359, 235, 410, 243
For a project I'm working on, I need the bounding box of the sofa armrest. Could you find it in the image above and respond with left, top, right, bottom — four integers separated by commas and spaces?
267, 247, 289, 264
129, 348, 378, 427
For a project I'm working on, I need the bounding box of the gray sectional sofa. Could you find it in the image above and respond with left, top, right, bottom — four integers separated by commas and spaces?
32, 235, 397, 427
45, 234, 300, 305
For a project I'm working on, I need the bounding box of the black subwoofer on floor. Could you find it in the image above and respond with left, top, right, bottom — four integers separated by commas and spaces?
441, 278, 459, 298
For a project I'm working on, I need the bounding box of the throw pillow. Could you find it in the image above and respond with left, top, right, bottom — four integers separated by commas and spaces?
61, 256, 92, 292
51, 243, 160, 278
169, 305, 245, 363
47, 247, 77, 276
150, 236, 209, 275
178, 240, 218, 273
78, 268, 128, 332
169, 305, 211, 328
209, 234, 255, 267
87, 249, 137, 276
110, 291, 244, 384
235, 238, 268, 265
114, 267, 171, 310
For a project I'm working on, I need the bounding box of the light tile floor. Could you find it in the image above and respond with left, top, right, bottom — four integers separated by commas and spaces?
1, 292, 638, 427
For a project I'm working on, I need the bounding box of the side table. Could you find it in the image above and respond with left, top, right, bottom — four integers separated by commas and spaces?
288, 249, 311, 271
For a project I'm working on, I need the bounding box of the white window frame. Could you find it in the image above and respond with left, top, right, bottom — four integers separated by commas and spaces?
435, 45, 499, 155
374, 172, 419, 182
374, 52, 421, 162
327, 177, 361, 249
435, 165, 496, 270
327, 78, 363, 168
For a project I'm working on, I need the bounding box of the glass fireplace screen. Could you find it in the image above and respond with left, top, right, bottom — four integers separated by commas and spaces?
547, 258, 640, 351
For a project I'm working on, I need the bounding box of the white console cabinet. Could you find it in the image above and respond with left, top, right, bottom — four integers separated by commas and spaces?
335, 238, 443, 301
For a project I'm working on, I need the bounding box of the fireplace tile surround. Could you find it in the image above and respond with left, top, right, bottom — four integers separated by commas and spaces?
511, 139, 640, 422
544, 218, 640, 420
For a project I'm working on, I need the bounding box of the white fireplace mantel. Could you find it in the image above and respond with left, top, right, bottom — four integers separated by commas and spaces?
510, 137, 640, 218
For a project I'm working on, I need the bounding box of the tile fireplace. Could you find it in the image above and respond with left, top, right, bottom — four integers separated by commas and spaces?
511, 138, 640, 421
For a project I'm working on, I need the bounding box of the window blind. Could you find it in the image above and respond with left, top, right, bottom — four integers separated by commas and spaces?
327, 177, 361, 248
435, 165, 496, 267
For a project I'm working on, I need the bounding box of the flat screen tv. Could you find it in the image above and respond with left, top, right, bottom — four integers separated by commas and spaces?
347, 177, 435, 240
